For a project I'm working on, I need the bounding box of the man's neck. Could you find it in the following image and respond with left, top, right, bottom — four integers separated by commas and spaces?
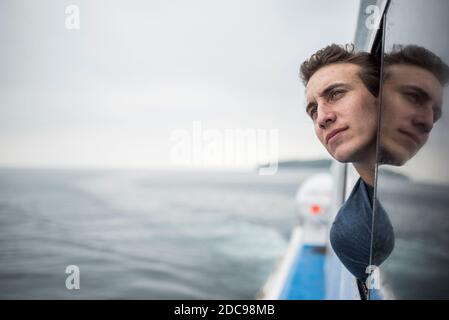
352, 161, 375, 187
351, 141, 377, 186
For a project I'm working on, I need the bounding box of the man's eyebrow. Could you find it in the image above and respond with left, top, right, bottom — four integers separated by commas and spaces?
400, 85, 431, 100
305, 82, 348, 112
319, 82, 349, 98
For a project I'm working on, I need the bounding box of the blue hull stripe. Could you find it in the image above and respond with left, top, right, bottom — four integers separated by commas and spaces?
280, 245, 325, 300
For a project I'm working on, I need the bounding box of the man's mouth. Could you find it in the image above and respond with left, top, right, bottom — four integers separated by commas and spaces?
326, 127, 348, 145
398, 129, 423, 147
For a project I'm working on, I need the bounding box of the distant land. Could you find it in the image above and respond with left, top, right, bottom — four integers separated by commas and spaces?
257, 159, 333, 170
257, 159, 410, 180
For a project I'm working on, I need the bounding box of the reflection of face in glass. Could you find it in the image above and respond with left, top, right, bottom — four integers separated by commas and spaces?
305, 63, 378, 164
380, 64, 443, 165
379, 45, 449, 166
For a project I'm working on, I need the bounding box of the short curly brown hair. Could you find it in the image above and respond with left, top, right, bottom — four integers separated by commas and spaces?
384, 44, 449, 85
300, 44, 380, 97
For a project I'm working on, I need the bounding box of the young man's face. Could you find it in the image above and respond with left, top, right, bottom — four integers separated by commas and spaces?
305, 63, 378, 163
380, 64, 443, 166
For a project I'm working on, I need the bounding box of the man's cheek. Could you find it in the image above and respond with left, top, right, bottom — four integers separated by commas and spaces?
315, 131, 325, 145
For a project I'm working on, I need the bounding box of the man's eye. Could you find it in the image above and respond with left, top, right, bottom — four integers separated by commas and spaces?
329, 90, 345, 101
308, 105, 317, 118
403, 91, 423, 104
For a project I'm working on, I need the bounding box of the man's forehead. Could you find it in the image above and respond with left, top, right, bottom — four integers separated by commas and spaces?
305, 63, 360, 100
386, 64, 443, 101
386, 65, 441, 89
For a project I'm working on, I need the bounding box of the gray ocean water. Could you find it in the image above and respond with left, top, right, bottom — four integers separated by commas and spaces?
0, 168, 320, 299
1, 168, 448, 299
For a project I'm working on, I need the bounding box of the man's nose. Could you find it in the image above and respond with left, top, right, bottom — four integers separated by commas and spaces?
317, 104, 337, 129
412, 109, 434, 134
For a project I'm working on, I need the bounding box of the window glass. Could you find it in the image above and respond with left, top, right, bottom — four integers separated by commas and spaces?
372, 0, 449, 299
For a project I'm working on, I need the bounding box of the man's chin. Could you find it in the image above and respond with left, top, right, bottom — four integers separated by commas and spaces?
379, 146, 410, 166
326, 143, 367, 163
329, 150, 353, 163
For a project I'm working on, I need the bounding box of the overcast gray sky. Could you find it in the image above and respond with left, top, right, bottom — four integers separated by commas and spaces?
0, 0, 361, 169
